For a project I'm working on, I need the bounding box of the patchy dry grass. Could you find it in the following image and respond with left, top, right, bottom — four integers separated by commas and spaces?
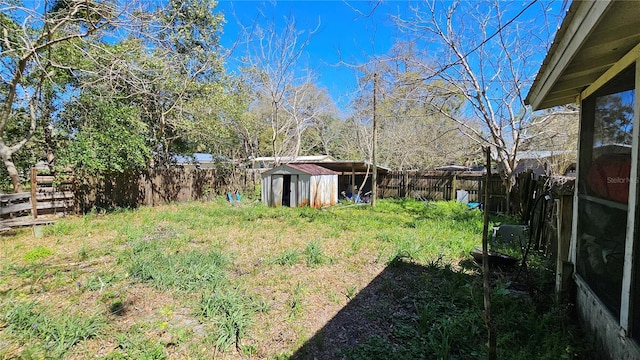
0, 198, 593, 359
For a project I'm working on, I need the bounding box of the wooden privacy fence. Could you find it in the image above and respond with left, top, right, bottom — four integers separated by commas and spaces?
511, 171, 575, 294
379, 170, 507, 212
0, 169, 75, 220
513, 172, 575, 253
77, 167, 256, 212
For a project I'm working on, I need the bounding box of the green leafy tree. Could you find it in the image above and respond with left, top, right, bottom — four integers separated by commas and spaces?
56, 100, 150, 174
141, 0, 226, 164
281, 81, 336, 158
75, 0, 228, 166
301, 113, 343, 156
0, 0, 119, 191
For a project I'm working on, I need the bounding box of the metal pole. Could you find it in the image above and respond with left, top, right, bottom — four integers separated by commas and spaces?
371, 73, 378, 207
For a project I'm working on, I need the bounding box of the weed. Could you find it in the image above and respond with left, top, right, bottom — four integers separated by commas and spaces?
326, 226, 342, 238
2, 300, 104, 357
345, 237, 364, 257
44, 222, 75, 237
272, 249, 300, 266
86, 271, 123, 291
200, 289, 255, 351
106, 330, 166, 359
304, 240, 326, 267
0, 199, 595, 359
375, 232, 394, 242
252, 296, 271, 313
126, 239, 227, 291
344, 285, 357, 301
340, 335, 393, 359
23, 246, 53, 262
171, 325, 195, 344
78, 242, 89, 261
328, 291, 343, 304
241, 344, 259, 356
388, 236, 423, 264
289, 282, 304, 319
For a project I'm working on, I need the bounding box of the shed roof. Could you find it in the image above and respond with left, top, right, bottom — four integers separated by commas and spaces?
434, 165, 473, 171
296, 160, 391, 175
526, 1, 640, 110
261, 163, 338, 177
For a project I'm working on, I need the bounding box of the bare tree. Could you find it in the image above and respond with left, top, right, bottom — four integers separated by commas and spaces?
348, 56, 479, 170
281, 81, 334, 157
393, 0, 574, 205
520, 105, 579, 175
239, 15, 318, 165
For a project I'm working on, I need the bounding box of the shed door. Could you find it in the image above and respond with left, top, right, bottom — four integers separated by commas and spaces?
271, 175, 283, 207
282, 175, 291, 206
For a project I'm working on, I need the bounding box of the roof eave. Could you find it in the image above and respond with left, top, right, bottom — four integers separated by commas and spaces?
526, 0, 613, 111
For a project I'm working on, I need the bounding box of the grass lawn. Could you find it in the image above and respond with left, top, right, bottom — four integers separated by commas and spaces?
0, 198, 594, 359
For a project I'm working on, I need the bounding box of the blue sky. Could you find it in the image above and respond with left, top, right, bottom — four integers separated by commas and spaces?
215, 1, 566, 112
216, 1, 405, 108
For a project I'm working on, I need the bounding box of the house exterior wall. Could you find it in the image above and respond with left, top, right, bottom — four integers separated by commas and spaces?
575, 277, 640, 359
570, 59, 640, 359
524, 3, 640, 358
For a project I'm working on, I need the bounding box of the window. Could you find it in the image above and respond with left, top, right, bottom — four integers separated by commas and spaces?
577, 65, 635, 318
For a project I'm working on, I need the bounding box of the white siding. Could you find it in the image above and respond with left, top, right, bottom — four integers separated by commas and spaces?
261, 166, 338, 208
310, 174, 338, 208
298, 175, 311, 207
271, 175, 283, 207
261, 175, 270, 206
290, 175, 298, 207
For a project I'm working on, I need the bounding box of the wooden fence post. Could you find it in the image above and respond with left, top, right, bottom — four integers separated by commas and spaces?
452, 174, 457, 201
403, 172, 409, 198
30, 168, 38, 219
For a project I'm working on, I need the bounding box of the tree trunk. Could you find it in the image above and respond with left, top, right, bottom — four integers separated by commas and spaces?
1, 149, 22, 193
502, 170, 515, 215
272, 103, 279, 166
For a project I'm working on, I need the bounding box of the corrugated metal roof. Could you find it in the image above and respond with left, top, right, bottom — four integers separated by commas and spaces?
251, 155, 336, 163
526, 1, 640, 110
286, 163, 338, 175
296, 160, 391, 174
261, 163, 339, 177
434, 165, 473, 171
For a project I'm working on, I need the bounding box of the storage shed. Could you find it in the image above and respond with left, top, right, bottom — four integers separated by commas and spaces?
261, 164, 338, 208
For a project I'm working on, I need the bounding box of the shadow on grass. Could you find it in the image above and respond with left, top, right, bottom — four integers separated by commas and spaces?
291, 259, 485, 360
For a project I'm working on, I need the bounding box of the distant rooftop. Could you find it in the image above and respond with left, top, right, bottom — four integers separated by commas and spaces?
251, 155, 336, 163
174, 153, 231, 167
